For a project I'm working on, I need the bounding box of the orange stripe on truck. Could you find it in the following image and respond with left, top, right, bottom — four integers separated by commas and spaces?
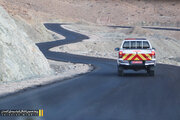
122, 54, 152, 61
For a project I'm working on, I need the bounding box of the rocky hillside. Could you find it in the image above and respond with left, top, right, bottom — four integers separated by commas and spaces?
0, 6, 52, 82
0, 0, 179, 27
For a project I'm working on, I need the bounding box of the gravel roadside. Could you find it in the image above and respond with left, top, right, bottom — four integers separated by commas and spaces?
0, 58, 93, 98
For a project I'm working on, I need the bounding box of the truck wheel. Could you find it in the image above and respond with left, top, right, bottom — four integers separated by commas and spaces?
147, 67, 155, 76
118, 66, 124, 76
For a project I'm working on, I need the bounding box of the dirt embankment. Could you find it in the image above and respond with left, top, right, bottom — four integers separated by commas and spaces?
0, 6, 53, 82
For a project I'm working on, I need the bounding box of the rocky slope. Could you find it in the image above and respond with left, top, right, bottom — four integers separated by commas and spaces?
0, 0, 179, 27
0, 6, 52, 82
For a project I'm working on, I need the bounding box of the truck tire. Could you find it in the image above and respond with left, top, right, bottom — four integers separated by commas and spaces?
147, 66, 155, 76
118, 66, 124, 76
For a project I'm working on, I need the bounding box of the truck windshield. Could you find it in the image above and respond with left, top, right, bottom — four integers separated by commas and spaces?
123, 41, 150, 49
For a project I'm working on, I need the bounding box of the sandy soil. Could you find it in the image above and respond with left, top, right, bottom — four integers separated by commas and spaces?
51, 24, 180, 66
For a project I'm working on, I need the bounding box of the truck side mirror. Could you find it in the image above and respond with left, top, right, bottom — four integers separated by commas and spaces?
152, 47, 156, 50
115, 47, 120, 51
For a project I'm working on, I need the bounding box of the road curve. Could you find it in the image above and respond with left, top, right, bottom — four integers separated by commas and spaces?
0, 23, 180, 120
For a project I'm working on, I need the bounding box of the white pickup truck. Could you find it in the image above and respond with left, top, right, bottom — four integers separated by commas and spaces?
115, 38, 156, 76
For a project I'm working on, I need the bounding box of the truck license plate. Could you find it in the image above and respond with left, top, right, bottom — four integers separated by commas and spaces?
131, 61, 143, 64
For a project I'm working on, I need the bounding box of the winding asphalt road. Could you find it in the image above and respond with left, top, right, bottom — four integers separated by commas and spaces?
0, 23, 180, 120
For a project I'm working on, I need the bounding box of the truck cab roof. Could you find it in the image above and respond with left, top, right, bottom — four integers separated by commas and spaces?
125, 38, 147, 41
